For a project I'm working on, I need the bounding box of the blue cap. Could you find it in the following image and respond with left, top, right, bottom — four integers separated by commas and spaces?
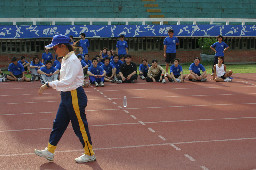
45, 34, 70, 49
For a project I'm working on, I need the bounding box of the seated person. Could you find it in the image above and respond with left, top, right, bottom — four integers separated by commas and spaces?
87, 58, 106, 87
107, 50, 114, 61
188, 57, 207, 82
52, 55, 60, 67
30, 56, 44, 81
7, 57, 30, 82
146, 59, 166, 83
111, 54, 124, 81
213, 57, 233, 82
139, 59, 150, 80
117, 55, 137, 84
38, 61, 59, 84
42, 48, 53, 65
18, 56, 30, 73
101, 57, 116, 82
166, 58, 185, 83
100, 47, 109, 62
0, 69, 6, 82
77, 55, 88, 78
120, 55, 125, 62
95, 55, 104, 67
83, 54, 92, 74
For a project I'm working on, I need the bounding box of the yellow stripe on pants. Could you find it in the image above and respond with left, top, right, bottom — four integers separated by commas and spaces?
71, 89, 94, 156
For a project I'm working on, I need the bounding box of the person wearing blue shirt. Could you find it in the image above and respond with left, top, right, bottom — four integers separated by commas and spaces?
188, 57, 207, 82
102, 57, 116, 82
100, 47, 109, 62
84, 54, 92, 67
95, 55, 104, 67
116, 35, 128, 58
18, 56, 30, 72
42, 49, 53, 65
210, 35, 229, 74
88, 58, 106, 87
74, 33, 89, 56
139, 59, 150, 80
77, 55, 88, 78
111, 54, 124, 81
38, 61, 59, 84
164, 29, 179, 74
30, 56, 44, 81
166, 58, 185, 83
69, 35, 75, 45
7, 57, 30, 82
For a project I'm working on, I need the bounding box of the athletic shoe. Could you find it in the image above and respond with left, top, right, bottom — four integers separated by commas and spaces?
224, 78, 232, 82
18, 78, 22, 82
201, 78, 207, 82
140, 75, 145, 80
95, 82, 99, 87
117, 80, 122, 84
111, 79, 115, 83
131, 80, 135, 83
41, 79, 45, 84
176, 78, 181, 83
34, 147, 54, 161
99, 82, 104, 87
75, 154, 96, 163
35, 76, 39, 81
162, 79, 166, 83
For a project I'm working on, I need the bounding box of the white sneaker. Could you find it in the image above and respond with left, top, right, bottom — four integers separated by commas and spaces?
75, 154, 96, 163
34, 147, 54, 161
99, 82, 104, 87
141, 75, 145, 80
117, 80, 122, 84
95, 82, 99, 87
162, 79, 166, 83
176, 78, 181, 83
224, 78, 232, 82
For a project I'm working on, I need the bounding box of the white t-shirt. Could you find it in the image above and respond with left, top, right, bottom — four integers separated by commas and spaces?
216, 64, 225, 77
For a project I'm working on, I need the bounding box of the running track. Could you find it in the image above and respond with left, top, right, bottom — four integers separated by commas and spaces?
0, 73, 256, 170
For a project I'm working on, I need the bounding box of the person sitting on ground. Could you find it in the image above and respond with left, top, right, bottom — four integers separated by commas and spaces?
38, 61, 59, 84
111, 54, 123, 81
95, 55, 104, 67
139, 59, 150, 80
100, 47, 108, 62
117, 55, 137, 84
146, 59, 167, 83
52, 55, 60, 67
30, 56, 44, 81
7, 57, 30, 82
102, 57, 116, 82
18, 56, 30, 73
0, 69, 6, 82
213, 57, 233, 82
166, 58, 185, 83
188, 57, 207, 82
42, 48, 53, 65
77, 55, 88, 78
87, 58, 106, 87
120, 55, 125, 63
107, 50, 114, 61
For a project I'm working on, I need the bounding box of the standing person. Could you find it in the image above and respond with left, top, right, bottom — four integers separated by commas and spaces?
139, 59, 150, 80
213, 57, 233, 82
146, 59, 166, 83
166, 58, 185, 83
163, 29, 179, 74
74, 33, 89, 56
210, 35, 229, 75
116, 34, 128, 59
7, 57, 30, 82
117, 55, 137, 84
42, 49, 53, 65
35, 35, 96, 163
187, 57, 207, 82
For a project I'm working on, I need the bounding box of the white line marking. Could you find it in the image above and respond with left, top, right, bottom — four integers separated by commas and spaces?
198, 119, 214, 121
131, 97, 144, 99
86, 110, 97, 112
192, 105, 208, 107
207, 87, 219, 88
104, 96, 107, 98
105, 90, 119, 92
0, 127, 51, 133
0, 95, 10, 97
249, 93, 256, 95
136, 83, 146, 84
109, 98, 121, 100
126, 108, 139, 110
244, 103, 256, 105
174, 88, 188, 89
25, 102, 37, 104
133, 89, 146, 91
112, 102, 117, 105
7, 103, 18, 104
184, 154, 196, 162
96, 90, 99, 92
200, 165, 209, 170
223, 118, 239, 120
100, 92, 103, 95
11, 88, 23, 89
118, 106, 122, 109
123, 110, 129, 114
170, 144, 181, 151
1, 114, 15, 116
214, 104, 232, 106
22, 113, 33, 115
102, 109, 118, 111
88, 99, 100, 101
130, 115, 137, 120
158, 135, 166, 141
39, 112, 52, 114
191, 95, 208, 97
168, 106, 185, 108
21, 94, 31, 96
42, 93, 51, 95
148, 128, 155, 133
45, 101, 56, 103
165, 96, 180, 98
108, 98, 112, 101
147, 107, 162, 109
138, 121, 145, 125
219, 94, 233, 96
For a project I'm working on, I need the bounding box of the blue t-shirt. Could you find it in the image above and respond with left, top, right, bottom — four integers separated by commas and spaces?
139, 64, 150, 73
111, 60, 124, 74
53, 60, 60, 67
163, 36, 179, 53
84, 60, 92, 67
55, 63, 61, 70
88, 65, 104, 75
211, 42, 229, 57
40, 66, 57, 76
97, 62, 103, 67
170, 64, 183, 76
80, 60, 87, 68
116, 40, 128, 55
78, 39, 89, 55
102, 63, 115, 74
189, 63, 206, 75
42, 52, 53, 64
30, 61, 44, 70
8, 63, 25, 75
18, 60, 29, 66
102, 53, 108, 59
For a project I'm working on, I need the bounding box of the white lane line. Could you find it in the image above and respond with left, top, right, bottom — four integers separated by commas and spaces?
223, 118, 239, 120
123, 110, 129, 114
126, 108, 139, 110
108, 98, 112, 101
25, 102, 37, 104
0, 95, 10, 97
104, 90, 119, 92
158, 135, 166, 141
92, 122, 139, 127
165, 96, 180, 98
131, 97, 144, 99
11, 88, 23, 89
198, 119, 214, 121
100, 92, 103, 95
21, 94, 31, 96
44, 101, 56, 103
249, 93, 256, 95
130, 115, 137, 120
170, 144, 181, 151
7, 103, 19, 104
207, 87, 219, 88
96, 90, 99, 92
118, 106, 123, 109
184, 154, 196, 162
219, 94, 233, 96
244, 103, 256, 105
148, 128, 155, 133
88, 99, 100, 101
102, 109, 118, 111
22, 113, 33, 115
86, 110, 97, 112
109, 98, 121, 100
104, 96, 107, 98
133, 89, 147, 91
191, 95, 208, 97
112, 102, 117, 105
43, 93, 51, 95
214, 104, 232, 106
174, 88, 188, 90
192, 105, 208, 107
168, 106, 185, 108
200, 165, 209, 170
0, 127, 52, 133
138, 121, 145, 126
146, 107, 162, 109
39, 112, 53, 114
1, 114, 15, 116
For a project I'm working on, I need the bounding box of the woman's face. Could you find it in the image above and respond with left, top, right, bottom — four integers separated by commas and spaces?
35, 58, 39, 63
152, 62, 157, 67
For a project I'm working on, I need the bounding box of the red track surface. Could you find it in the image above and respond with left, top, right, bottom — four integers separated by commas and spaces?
0, 73, 256, 170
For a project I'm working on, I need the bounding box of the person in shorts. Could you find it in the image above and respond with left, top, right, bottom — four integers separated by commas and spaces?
166, 58, 185, 83
7, 57, 30, 82
187, 57, 207, 82
213, 57, 233, 82
146, 59, 167, 83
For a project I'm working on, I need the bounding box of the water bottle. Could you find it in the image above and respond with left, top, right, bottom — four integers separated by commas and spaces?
123, 96, 127, 107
